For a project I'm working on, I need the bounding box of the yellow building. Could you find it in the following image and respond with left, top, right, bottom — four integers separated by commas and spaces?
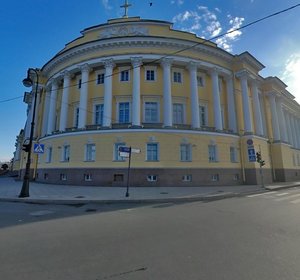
14, 15, 300, 187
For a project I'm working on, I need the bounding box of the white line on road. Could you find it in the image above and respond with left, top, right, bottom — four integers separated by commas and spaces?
275, 192, 289, 196
247, 191, 276, 198
290, 198, 300, 204
275, 193, 300, 202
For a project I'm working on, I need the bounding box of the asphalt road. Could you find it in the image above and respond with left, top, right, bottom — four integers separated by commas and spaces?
1, 188, 300, 280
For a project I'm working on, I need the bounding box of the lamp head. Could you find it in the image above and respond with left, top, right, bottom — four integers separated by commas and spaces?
22, 77, 33, 87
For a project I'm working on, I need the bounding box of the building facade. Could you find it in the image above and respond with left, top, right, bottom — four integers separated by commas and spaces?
14, 16, 300, 187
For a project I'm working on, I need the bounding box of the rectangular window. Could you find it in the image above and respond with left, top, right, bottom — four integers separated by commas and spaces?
197, 75, 205, 87
144, 102, 158, 122
182, 175, 192, 182
114, 143, 126, 161
78, 78, 82, 89
208, 145, 217, 162
60, 174, 67, 181
199, 105, 208, 126
211, 174, 219, 181
230, 147, 237, 162
147, 143, 158, 161
114, 174, 124, 182
146, 70, 155, 81
147, 175, 157, 182
86, 144, 96, 161
46, 147, 52, 163
120, 70, 129, 81
180, 144, 191, 161
62, 145, 70, 162
173, 103, 184, 124
84, 174, 92, 181
74, 107, 79, 128
95, 104, 104, 125
44, 173, 49, 180
97, 73, 105, 84
118, 102, 130, 123
173, 71, 182, 83
233, 174, 239, 181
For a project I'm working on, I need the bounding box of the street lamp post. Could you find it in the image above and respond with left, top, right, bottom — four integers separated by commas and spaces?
19, 68, 39, 198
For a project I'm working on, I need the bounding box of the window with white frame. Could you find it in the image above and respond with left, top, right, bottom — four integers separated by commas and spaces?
118, 102, 130, 123
147, 175, 157, 182
173, 71, 182, 83
199, 105, 208, 126
182, 175, 192, 182
180, 144, 192, 161
144, 102, 159, 122
84, 174, 92, 181
74, 106, 79, 128
173, 103, 184, 124
145, 68, 156, 81
197, 75, 205, 87
46, 147, 52, 163
60, 174, 67, 181
208, 145, 217, 162
120, 69, 130, 82
211, 174, 219, 181
94, 104, 104, 125
96, 72, 105, 85
230, 147, 238, 163
114, 143, 126, 161
62, 145, 70, 162
146, 143, 159, 161
85, 144, 96, 161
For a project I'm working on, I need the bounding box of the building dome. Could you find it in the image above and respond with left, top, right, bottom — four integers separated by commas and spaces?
14, 15, 300, 186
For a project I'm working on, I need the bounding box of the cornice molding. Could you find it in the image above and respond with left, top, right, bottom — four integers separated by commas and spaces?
42, 37, 233, 76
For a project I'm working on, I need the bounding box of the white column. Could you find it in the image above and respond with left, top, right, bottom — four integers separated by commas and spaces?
59, 71, 71, 131
251, 81, 264, 136
225, 75, 237, 133
33, 87, 40, 138
188, 62, 200, 129
284, 110, 293, 144
24, 103, 32, 139
291, 114, 297, 148
78, 64, 90, 129
161, 58, 173, 127
268, 94, 280, 141
276, 99, 288, 142
131, 57, 142, 127
47, 79, 58, 135
210, 68, 222, 130
42, 86, 51, 136
238, 73, 253, 133
103, 59, 115, 127
296, 118, 300, 149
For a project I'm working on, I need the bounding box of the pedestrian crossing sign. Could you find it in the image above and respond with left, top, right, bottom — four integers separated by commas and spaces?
33, 143, 45, 154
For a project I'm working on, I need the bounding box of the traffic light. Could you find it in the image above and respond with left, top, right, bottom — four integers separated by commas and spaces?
256, 152, 261, 163
22, 144, 30, 152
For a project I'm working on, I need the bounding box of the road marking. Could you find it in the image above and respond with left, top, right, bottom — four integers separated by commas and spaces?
29, 210, 54, 216
275, 192, 289, 196
290, 198, 300, 204
275, 193, 300, 202
247, 191, 276, 198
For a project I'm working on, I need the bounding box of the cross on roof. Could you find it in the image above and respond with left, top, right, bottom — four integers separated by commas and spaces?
120, 0, 132, 18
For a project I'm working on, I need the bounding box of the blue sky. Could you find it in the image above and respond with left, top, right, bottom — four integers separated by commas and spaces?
0, 0, 300, 162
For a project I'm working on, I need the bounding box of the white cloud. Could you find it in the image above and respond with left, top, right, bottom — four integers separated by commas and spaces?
172, 6, 245, 52
101, 0, 112, 10
171, 0, 184, 5
281, 53, 300, 102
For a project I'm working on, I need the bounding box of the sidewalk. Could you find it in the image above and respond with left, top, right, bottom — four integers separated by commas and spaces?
0, 176, 300, 205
